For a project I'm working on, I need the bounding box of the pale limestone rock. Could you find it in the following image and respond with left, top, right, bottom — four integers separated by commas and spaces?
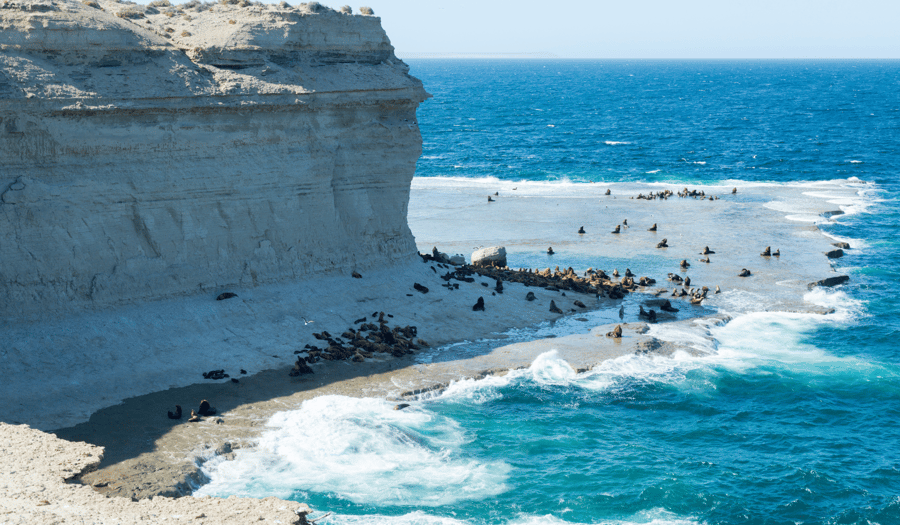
0, 0, 429, 318
472, 246, 507, 267
0, 422, 310, 524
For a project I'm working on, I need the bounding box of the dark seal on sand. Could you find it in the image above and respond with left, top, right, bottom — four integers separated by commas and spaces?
739, 269, 751, 277
648, 223, 657, 231
549, 300, 563, 314
547, 247, 555, 255
525, 291, 536, 301
413, 283, 429, 294
198, 400, 216, 416
611, 225, 621, 234
472, 297, 485, 311
216, 292, 237, 301
167, 405, 182, 420
352, 271, 362, 278
657, 238, 668, 248
578, 226, 586, 234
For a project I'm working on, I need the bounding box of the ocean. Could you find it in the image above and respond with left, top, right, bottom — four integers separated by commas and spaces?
195, 60, 900, 525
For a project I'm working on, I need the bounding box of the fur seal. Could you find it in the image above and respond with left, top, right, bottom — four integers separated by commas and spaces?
231, 378, 239, 383
648, 223, 657, 231
648, 309, 657, 323
549, 300, 563, 314
487, 196, 494, 202
661, 300, 678, 312
606, 324, 622, 338
352, 271, 362, 279
611, 225, 621, 234
619, 305, 625, 320
680, 259, 690, 269
690, 296, 704, 305
761, 246, 771, 257
700, 256, 710, 263
625, 268, 634, 277
739, 269, 751, 277
547, 247, 555, 255
732, 187, 737, 194
639, 305, 649, 318
167, 405, 182, 420
472, 297, 485, 311
605, 189, 611, 195
613, 269, 620, 277
394, 404, 410, 411
657, 238, 668, 248
188, 410, 201, 423
574, 300, 586, 308
494, 192, 499, 196
578, 226, 586, 234
240, 369, 247, 374
623, 219, 628, 226
198, 400, 216, 416
773, 249, 780, 256
715, 285, 721, 294
413, 283, 429, 294
684, 276, 691, 287
701, 246, 715, 255
216, 292, 237, 301
525, 291, 536, 301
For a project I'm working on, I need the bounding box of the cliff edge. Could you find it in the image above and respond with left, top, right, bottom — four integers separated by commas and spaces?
0, 0, 429, 318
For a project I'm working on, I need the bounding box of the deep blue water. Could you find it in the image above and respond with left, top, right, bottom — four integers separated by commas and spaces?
200, 61, 900, 525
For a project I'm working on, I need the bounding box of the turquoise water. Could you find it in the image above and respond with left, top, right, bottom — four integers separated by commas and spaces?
198, 61, 900, 525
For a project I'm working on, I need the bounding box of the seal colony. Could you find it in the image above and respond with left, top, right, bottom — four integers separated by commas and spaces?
0, 1, 862, 522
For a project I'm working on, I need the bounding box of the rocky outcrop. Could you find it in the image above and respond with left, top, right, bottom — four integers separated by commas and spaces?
0, 0, 428, 317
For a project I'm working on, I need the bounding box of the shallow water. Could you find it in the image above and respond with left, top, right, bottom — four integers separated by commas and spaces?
197, 60, 900, 525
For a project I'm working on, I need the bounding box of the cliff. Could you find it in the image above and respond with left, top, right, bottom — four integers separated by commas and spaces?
0, 0, 429, 318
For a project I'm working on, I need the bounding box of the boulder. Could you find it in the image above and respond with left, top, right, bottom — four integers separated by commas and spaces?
808, 275, 850, 289
825, 249, 844, 259
472, 246, 507, 268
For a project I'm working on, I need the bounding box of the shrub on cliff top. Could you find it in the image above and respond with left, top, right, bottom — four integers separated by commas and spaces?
148, 0, 170, 6
359, 6, 373, 15
181, 0, 199, 8
116, 6, 145, 18
340, 5, 351, 13
81, 0, 101, 8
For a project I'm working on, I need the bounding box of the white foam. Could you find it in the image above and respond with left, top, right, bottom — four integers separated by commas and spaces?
196, 396, 510, 506
320, 508, 702, 525
605, 141, 630, 145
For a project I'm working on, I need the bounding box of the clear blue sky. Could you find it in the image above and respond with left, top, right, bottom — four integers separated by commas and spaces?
308, 0, 899, 58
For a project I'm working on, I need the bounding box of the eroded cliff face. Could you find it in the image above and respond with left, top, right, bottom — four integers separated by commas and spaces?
0, 0, 428, 317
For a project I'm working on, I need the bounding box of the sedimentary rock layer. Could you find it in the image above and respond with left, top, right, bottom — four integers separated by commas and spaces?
0, 0, 429, 317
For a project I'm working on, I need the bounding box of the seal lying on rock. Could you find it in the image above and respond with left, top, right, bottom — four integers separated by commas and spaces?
547, 247, 555, 255
578, 226, 586, 234
739, 269, 751, 277
216, 292, 237, 301
549, 300, 563, 314
525, 291, 536, 301
701, 246, 715, 255
167, 405, 182, 420
472, 297, 485, 311
648, 223, 657, 231
761, 246, 771, 257
188, 410, 201, 423
657, 238, 668, 248
611, 225, 621, 234
606, 324, 623, 338
605, 189, 611, 195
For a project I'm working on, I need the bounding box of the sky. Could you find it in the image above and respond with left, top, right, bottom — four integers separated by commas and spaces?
306, 0, 900, 59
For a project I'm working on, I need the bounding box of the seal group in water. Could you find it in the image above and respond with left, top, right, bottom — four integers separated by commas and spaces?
472, 297, 485, 311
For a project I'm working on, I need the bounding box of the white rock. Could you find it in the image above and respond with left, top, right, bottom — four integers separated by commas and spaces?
472, 246, 507, 267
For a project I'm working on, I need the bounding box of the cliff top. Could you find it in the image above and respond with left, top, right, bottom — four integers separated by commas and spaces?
0, 0, 425, 104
